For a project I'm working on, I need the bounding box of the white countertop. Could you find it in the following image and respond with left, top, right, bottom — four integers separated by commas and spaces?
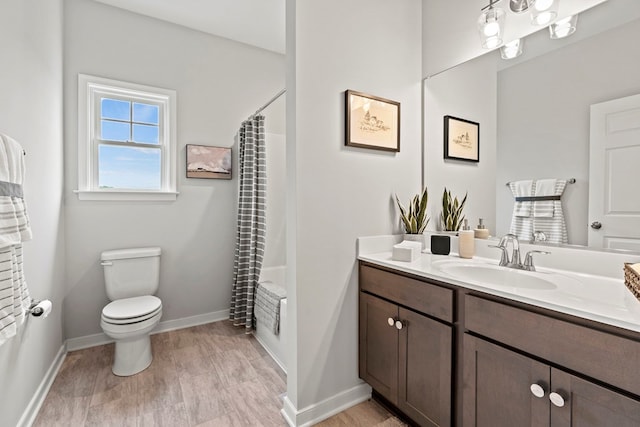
358, 235, 640, 334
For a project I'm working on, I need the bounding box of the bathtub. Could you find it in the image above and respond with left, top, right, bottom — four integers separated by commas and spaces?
254, 265, 287, 373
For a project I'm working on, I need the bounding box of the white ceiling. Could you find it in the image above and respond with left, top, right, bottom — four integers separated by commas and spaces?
94, 0, 286, 54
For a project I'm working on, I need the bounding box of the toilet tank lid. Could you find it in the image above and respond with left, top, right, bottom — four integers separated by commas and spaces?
101, 247, 161, 261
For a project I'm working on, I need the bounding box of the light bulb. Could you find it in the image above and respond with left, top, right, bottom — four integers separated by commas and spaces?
484, 22, 500, 37
535, 0, 553, 10
533, 11, 553, 25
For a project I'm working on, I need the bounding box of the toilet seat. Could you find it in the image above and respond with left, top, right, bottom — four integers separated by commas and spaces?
102, 295, 162, 325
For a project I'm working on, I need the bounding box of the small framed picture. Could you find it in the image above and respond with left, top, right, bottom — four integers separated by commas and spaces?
186, 144, 232, 179
345, 90, 400, 152
444, 115, 479, 163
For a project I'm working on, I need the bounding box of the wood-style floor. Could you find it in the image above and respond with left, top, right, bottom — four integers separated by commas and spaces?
34, 320, 405, 426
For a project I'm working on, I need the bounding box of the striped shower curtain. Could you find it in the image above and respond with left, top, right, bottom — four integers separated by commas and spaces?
230, 115, 267, 333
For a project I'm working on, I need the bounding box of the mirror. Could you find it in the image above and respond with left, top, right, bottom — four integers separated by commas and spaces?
425, 0, 640, 248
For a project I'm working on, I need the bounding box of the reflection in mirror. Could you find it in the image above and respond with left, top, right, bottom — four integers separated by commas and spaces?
497, 4, 640, 248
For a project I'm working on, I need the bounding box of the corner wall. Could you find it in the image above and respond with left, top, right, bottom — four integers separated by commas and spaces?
0, 0, 66, 425
285, 0, 423, 423
63, 0, 285, 339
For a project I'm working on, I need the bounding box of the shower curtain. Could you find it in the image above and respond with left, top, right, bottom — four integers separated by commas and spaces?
230, 115, 266, 333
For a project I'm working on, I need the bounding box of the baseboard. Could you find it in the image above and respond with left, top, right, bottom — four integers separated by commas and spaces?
17, 343, 67, 427
66, 308, 230, 351
281, 382, 372, 426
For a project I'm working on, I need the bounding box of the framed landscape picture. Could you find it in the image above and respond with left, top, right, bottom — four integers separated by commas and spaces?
444, 115, 479, 162
345, 90, 400, 152
186, 144, 232, 179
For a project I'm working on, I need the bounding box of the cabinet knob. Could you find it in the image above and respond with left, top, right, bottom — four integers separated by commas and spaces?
395, 320, 404, 330
530, 383, 545, 398
549, 392, 565, 407
387, 317, 395, 327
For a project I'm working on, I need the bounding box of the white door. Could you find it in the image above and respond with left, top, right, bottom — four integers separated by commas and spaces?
589, 93, 640, 251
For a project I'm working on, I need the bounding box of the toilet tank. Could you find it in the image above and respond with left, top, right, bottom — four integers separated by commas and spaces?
101, 247, 161, 301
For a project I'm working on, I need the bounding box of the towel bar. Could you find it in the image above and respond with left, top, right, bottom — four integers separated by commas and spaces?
506, 178, 575, 186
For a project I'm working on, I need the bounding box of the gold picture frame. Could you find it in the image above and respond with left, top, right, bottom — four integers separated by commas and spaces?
345, 90, 400, 152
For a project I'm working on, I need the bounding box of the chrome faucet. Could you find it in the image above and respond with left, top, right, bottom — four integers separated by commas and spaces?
490, 233, 550, 271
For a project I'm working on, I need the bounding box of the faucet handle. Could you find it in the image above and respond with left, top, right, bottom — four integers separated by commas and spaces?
489, 245, 510, 266
523, 250, 551, 271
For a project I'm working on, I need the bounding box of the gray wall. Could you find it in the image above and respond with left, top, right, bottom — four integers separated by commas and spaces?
496, 18, 640, 244
424, 53, 498, 237
0, 0, 66, 425
286, 0, 423, 416
63, 0, 285, 339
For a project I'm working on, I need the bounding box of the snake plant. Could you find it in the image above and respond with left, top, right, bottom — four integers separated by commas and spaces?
395, 187, 429, 234
441, 188, 467, 231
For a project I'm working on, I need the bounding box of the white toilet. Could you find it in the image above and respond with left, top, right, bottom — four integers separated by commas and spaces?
100, 247, 163, 376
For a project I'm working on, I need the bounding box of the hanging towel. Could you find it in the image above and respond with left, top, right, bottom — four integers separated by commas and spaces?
0, 134, 32, 346
509, 180, 534, 241
254, 280, 286, 335
509, 180, 533, 217
533, 179, 557, 218
532, 179, 568, 244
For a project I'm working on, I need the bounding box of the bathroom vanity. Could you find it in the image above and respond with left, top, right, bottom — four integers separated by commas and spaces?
358, 236, 640, 427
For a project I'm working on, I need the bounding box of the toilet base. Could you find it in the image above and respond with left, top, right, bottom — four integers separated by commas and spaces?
112, 334, 153, 376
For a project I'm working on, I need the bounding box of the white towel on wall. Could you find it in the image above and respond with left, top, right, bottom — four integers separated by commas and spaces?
0, 133, 32, 346
509, 178, 568, 244
533, 179, 556, 218
510, 180, 533, 217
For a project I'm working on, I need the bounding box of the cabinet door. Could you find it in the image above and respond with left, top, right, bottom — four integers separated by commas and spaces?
398, 307, 452, 427
550, 368, 640, 427
463, 334, 549, 427
359, 292, 399, 404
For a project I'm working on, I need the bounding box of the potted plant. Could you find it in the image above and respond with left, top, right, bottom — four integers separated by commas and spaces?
441, 188, 467, 232
395, 187, 429, 247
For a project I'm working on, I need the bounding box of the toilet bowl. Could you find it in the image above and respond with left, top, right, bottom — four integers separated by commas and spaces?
100, 248, 162, 376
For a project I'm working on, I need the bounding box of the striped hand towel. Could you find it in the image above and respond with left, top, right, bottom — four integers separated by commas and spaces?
0, 134, 32, 346
509, 180, 533, 217
254, 281, 286, 335
533, 179, 557, 218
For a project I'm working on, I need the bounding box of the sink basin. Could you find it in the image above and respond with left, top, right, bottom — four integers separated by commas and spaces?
432, 260, 558, 290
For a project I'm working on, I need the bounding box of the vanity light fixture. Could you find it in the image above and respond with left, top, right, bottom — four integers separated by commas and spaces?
531, 0, 559, 26
478, 0, 506, 49
500, 39, 523, 59
549, 14, 578, 39
509, 0, 536, 14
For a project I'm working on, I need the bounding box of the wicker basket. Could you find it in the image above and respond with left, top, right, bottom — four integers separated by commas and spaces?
623, 263, 640, 302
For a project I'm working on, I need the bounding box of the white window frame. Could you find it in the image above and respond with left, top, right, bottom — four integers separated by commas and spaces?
76, 74, 178, 201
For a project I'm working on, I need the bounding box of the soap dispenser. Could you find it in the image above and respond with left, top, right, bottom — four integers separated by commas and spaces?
458, 219, 475, 259
474, 218, 490, 239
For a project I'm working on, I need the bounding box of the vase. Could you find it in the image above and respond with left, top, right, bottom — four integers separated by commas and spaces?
403, 233, 426, 250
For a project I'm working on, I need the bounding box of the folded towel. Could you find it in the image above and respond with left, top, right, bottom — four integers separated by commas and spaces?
533, 179, 556, 218
254, 281, 286, 335
509, 180, 533, 217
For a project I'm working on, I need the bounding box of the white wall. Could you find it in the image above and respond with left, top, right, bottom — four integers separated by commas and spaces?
421, 0, 605, 78
424, 53, 498, 237
285, 0, 423, 423
0, 0, 66, 425
63, 0, 285, 339
262, 96, 287, 269
496, 18, 640, 244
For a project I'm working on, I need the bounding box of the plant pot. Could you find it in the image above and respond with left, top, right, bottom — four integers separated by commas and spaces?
403, 233, 426, 250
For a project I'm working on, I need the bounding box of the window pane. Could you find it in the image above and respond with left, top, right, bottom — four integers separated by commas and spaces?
133, 103, 159, 124
101, 98, 130, 120
98, 144, 161, 190
133, 124, 159, 144
101, 120, 130, 141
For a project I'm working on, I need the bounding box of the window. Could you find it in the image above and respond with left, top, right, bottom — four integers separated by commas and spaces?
76, 74, 177, 201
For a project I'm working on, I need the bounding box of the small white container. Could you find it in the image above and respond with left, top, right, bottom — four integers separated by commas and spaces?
392, 240, 422, 262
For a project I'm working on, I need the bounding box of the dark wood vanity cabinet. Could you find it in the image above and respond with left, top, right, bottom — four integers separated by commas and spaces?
359, 261, 640, 427
464, 295, 640, 427
359, 264, 454, 427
